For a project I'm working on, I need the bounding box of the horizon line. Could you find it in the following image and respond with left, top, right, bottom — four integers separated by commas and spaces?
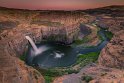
0, 4, 124, 11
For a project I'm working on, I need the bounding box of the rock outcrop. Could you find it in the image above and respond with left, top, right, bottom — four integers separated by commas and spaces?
53, 64, 124, 83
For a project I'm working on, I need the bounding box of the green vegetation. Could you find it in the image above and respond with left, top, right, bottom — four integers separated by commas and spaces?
42, 69, 63, 76
98, 34, 104, 41
100, 28, 113, 40
74, 39, 83, 45
31, 20, 63, 27
82, 75, 93, 83
34, 52, 100, 83
101, 72, 107, 76
104, 31, 113, 40
36, 67, 79, 83
64, 69, 79, 74
35, 68, 57, 83
38, 68, 78, 77
74, 36, 90, 45
76, 52, 100, 65
97, 32, 104, 41
20, 52, 26, 61
43, 69, 78, 83
44, 76, 53, 83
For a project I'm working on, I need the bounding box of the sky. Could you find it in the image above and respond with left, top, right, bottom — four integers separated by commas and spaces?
0, 0, 124, 10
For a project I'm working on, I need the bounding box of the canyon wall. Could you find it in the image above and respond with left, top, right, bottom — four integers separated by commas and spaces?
98, 17, 124, 69
41, 23, 80, 44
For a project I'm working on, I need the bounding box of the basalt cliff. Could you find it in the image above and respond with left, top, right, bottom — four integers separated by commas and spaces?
0, 5, 124, 83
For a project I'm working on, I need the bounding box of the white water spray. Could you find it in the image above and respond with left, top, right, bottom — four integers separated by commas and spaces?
54, 52, 64, 58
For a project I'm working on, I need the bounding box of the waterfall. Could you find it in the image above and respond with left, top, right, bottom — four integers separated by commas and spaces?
25, 36, 38, 52
25, 36, 40, 55
25, 36, 49, 55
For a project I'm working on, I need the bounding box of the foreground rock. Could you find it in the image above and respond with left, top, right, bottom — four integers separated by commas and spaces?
53, 64, 124, 83
0, 54, 45, 83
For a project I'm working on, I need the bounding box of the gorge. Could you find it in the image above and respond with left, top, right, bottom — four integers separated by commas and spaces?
0, 5, 124, 83
25, 27, 108, 68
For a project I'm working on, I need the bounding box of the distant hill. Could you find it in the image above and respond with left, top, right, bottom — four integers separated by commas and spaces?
0, 5, 124, 17
0, 6, 32, 11
99, 5, 124, 10
0, 5, 124, 11
83, 5, 124, 17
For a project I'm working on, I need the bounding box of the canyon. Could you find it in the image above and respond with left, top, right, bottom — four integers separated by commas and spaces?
0, 5, 124, 83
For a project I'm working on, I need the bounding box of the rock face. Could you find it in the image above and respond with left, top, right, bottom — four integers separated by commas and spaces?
99, 33, 124, 68
53, 64, 124, 83
41, 24, 80, 44
0, 21, 19, 29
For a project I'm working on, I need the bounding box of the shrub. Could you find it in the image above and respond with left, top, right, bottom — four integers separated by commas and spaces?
20, 53, 26, 61
104, 31, 113, 40
74, 37, 90, 45
77, 52, 100, 64
44, 76, 53, 83
82, 75, 93, 83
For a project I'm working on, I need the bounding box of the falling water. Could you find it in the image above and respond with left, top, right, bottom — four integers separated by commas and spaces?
25, 36, 38, 51
25, 36, 66, 59
25, 36, 42, 55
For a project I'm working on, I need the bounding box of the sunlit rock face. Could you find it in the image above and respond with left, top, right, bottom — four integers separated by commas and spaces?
31, 11, 95, 44
41, 24, 80, 44
96, 15, 124, 69
98, 22, 124, 69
